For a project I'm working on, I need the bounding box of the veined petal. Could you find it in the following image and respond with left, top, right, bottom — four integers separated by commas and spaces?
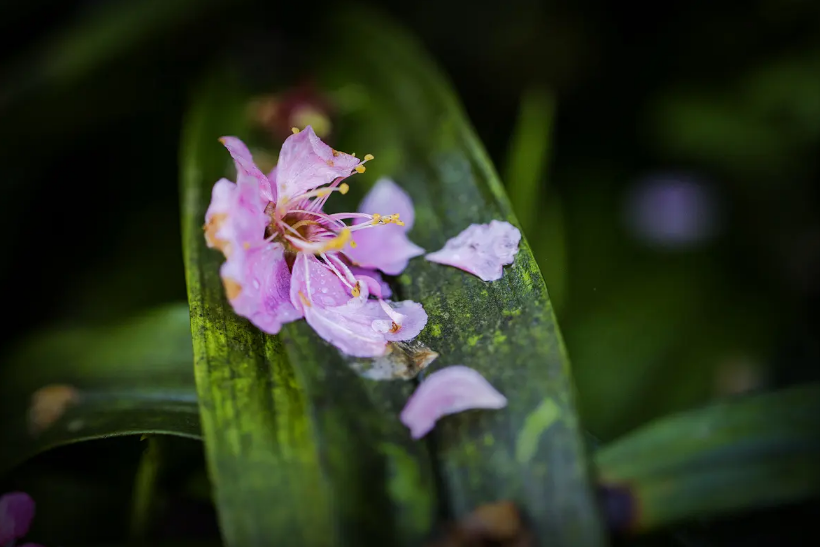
221, 243, 302, 334
290, 253, 389, 358
400, 366, 507, 439
0, 492, 35, 545
220, 136, 274, 202
345, 179, 425, 275
425, 220, 521, 281
276, 126, 360, 202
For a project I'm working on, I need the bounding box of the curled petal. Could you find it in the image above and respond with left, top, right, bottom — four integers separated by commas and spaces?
0, 492, 36, 544
380, 300, 428, 342
345, 179, 425, 275
290, 253, 389, 357
219, 136, 274, 202
349, 266, 392, 299
276, 125, 360, 202
425, 220, 521, 281
221, 243, 302, 334
400, 365, 507, 439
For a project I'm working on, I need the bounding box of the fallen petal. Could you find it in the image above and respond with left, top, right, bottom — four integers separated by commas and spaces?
400, 365, 507, 439
425, 220, 521, 281
345, 179, 425, 275
0, 492, 36, 545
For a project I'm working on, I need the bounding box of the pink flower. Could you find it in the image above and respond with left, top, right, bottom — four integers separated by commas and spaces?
0, 492, 43, 547
425, 220, 521, 281
400, 365, 507, 439
204, 126, 427, 357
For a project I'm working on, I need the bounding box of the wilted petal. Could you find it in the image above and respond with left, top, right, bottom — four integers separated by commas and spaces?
275, 125, 360, 201
290, 253, 389, 357
0, 492, 35, 545
400, 365, 507, 439
345, 179, 425, 275
221, 243, 302, 334
348, 266, 392, 298
425, 220, 521, 281
219, 136, 274, 202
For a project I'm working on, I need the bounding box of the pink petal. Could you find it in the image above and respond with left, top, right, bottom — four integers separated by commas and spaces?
381, 301, 428, 342
219, 136, 274, 202
425, 220, 521, 281
400, 366, 507, 439
0, 492, 36, 544
275, 126, 360, 202
221, 243, 302, 334
204, 178, 268, 259
348, 266, 392, 299
345, 179, 425, 275
290, 253, 389, 358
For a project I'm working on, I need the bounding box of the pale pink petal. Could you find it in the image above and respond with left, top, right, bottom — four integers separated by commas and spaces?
290, 253, 389, 357
348, 266, 392, 298
425, 220, 521, 281
382, 300, 427, 342
220, 136, 274, 202
345, 179, 425, 275
400, 366, 507, 439
0, 492, 35, 544
221, 243, 302, 334
275, 126, 360, 201
356, 299, 428, 341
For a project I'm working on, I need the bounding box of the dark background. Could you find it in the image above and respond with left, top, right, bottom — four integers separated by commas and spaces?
1, 0, 819, 544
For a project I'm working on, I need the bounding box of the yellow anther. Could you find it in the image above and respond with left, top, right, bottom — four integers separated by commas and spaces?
351, 283, 361, 298
351, 152, 357, 157
298, 290, 312, 307
316, 189, 330, 197
389, 321, 401, 333
320, 228, 351, 251
349, 239, 357, 248
326, 159, 335, 167
354, 165, 366, 174
395, 219, 405, 227
243, 241, 251, 249
291, 127, 301, 134
364, 153, 374, 162
218, 137, 227, 144
371, 213, 382, 225
339, 183, 350, 195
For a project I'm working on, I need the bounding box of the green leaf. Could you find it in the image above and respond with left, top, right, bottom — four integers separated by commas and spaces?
181, 8, 605, 547
595, 384, 820, 532
0, 304, 199, 475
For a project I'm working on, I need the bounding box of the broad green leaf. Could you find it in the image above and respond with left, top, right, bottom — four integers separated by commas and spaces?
0, 304, 199, 475
595, 384, 820, 532
320, 9, 606, 545
181, 8, 605, 547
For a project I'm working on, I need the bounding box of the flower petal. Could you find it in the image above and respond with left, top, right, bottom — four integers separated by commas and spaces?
400, 365, 507, 439
425, 220, 521, 281
275, 125, 360, 202
204, 178, 268, 259
290, 253, 389, 357
221, 242, 302, 334
381, 300, 427, 342
219, 136, 274, 202
0, 492, 36, 544
345, 179, 425, 275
